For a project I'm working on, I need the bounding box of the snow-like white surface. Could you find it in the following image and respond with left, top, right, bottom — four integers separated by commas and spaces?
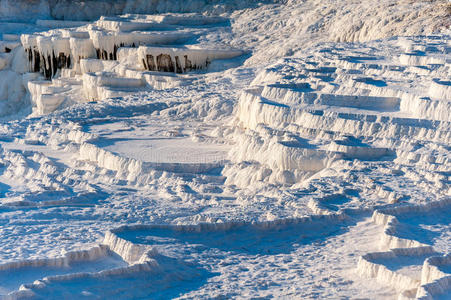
0, 0, 449, 299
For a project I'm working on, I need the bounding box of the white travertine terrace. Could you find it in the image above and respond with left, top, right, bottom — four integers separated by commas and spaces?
0, 1, 449, 299
138, 46, 244, 73
14, 13, 244, 111
358, 198, 451, 299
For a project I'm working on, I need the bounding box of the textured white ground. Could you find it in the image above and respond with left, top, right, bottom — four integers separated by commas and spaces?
0, 0, 449, 299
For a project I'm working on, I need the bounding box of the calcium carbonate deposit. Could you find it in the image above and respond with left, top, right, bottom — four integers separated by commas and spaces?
0, 0, 449, 299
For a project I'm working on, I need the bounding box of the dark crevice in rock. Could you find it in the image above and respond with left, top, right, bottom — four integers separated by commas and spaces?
26, 48, 72, 79
142, 53, 207, 73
